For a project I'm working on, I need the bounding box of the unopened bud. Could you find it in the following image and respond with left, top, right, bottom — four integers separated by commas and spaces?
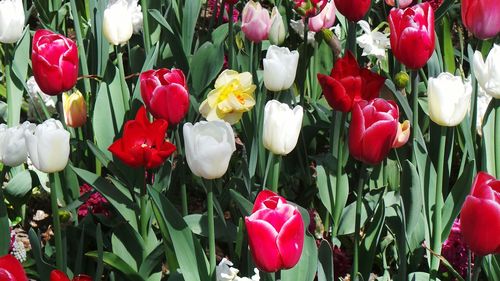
394, 71, 410, 90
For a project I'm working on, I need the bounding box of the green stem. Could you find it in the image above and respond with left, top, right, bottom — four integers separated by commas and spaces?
49, 172, 64, 271
69, 0, 91, 95
300, 20, 308, 107
411, 70, 419, 164
430, 126, 447, 281
271, 155, 281, 193
398, 196, 407, 281
347, 21, 357, 55
0, 166, 11, 256
466, 249, 472, 281
140, 188, 148, 241
140, 0, 151, 54
116, 46, 130, 112
333, 112, 346, 236
352, 163, 370, 281
207, 180, 216, 279
174, 129, 188, 216
495, 102, 500, 178
471, 256, 483, 281
5, 47, 17, 127
249, 42, 254, 76
228, 4, 234, 69
263, 152, 273, 189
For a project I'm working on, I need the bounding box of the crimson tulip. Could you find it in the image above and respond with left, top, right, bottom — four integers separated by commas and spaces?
245, 190, 304, 272
108, 106, 176, 169
317, 51, 386, 112
50, 270, 92, 281
32, 29, 79, 95
462, 0, 500, 39
0, 254, 27, 281
140, 68, 189, 125
334, 0, 371, 22
460, 172, 500, 256
348, 98, 399, 165
388, 3, 435, 69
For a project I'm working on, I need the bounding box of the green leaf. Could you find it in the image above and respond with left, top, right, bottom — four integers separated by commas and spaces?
112, 225, 145, 271
317, 240, 333, 281
0, 187, 10, 255
86, 251, 144, 281
190, 41, 224, 95
281, 234, 318, 281
185, 214, 237, 242
316, 165, 334, 215
359, 200, 385, 281
401, 161, 422, 237
181, 0, 202, 54
4, 170, 32, 198
131, 43, 160, 101
139, 245, 164, 277
481, 99, 497, 175
338, 201, 368, 236
148, 189, 209, 281
28, 228, 56, 281
7, 27, 30, 126
408, 272, 441, 281
230, 189, 253, 216
483, 255, 500, 281
441, 16, 456, 73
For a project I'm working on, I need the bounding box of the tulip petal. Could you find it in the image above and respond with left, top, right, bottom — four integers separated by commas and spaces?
252, 190, 281, 213
0, 254, 28, 281
276, 211, 304, 269
317, 74, 353, 112
245, 217, 282, 272
50, 270, 71, 281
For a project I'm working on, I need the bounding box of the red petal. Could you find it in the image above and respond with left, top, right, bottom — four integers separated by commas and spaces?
277, 211, 304, 269
50, 270, 71, 281
252, 190, 281, 213
317, 73, 354, 112
245, 217, 282, 272
0, 255, 28, 281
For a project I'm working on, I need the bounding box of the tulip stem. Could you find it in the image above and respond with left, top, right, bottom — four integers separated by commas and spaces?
141, 0, 151, 54
116, 46, 130, 112
69, 0, 91, 95
300, 20, 308, 107
347, 21, 357, 56
228, 4, 234, 69
471, 255, 483, 281
207, 180, 216, 279
49, 172, 65, 271
332, 111, 346, 237
140, 190, 148, 241
0, 166, 11, 256
271, 155, 281, 193
352, 163, 370, 281
495, 101, 500, 178
4, 47, 16, 127
411, 70, 419, 164
430, 126, 447, 281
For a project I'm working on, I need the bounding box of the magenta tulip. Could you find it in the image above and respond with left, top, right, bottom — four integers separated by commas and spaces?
241, 0, 271, 43
462, 0, 500, 39
334, 0, 371, 22
308, 0, 336, 32
348, 98, 399, 165
388, 3, 435, 69
460, 172, 500, 256
31, 29, 79, 96
0, 254, 28, 281
140, 68, 189, 125
245, 190, 304, 272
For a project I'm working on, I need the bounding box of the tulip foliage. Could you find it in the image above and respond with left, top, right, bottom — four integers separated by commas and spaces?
0, 0, 499, 281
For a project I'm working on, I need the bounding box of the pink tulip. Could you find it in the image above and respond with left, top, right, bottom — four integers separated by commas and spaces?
241, 0, 271, 43
308, 0, 336, 32
245, 190, 304, 272
462, 0, 500, 39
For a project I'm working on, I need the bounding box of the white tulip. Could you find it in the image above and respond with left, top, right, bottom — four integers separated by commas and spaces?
103, 0, 134, 45
263, 100, 303, 155
263, 46, 299, 92
428, 73, 472, 127
476, 86, 492, 135
473, 44, 500, 99
25, 119, 70, 173
268, 7, 285, 46
0, 122, 33, 167
183, 121, 236, 180
0, 0, 25, 44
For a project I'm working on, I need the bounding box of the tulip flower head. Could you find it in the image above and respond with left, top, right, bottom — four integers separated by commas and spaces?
0, 254, 28, 281
308, 0, 336, 32
108, 106, 176, 169
50, 270, 92, 281
293, 0, 326, 17
392, 120, 410, 148
0, 0, 25, 44
199, 70, 256, 125
32, 29, 79, 95
462, 0, 500, 39
183, 120, 236, 180
269, 7, 286, 45
334, 0, 371, 22
263, 100, 303, 156
241, 0, 271, 43
25, 119, 70, 173
388, 3, 435, 69
460, 172, 500, 256
245, 190, 305, 272
263, 46, 299, 92
427, 73, 471, 127
317, 51, 386, 112
473, 44, 500, 99
103, 0, 142, 45
140, 68, 189, 125
63, 91, 87, 128
348, 98, 399, 165
0, 122, 32, 167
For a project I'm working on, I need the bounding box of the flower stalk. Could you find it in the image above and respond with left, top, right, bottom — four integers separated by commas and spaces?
352, 163, 371, 281
49, 172, 65, 271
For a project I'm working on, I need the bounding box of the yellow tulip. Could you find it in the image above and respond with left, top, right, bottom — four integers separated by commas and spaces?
63, 91, 87, 128
199, 70, 256, 124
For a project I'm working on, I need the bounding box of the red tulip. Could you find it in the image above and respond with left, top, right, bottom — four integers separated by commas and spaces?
140, 68, 189, 125
32, 29, 79, 96
388, 3, 435, 69
108, 106, 176, 169
462, 0, 500, 39
317, 51, 386, 112
348, 98, 399, 165
460, 172, 500, 256
0, 255, 28, 281
245, 190, 304, 272
50, 270, 92, 281
334, 0, 371, 22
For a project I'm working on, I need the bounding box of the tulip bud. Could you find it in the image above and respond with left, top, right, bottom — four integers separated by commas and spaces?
183, 121, 236, 180
32, 30, 79, 96
63, 91, 87, 128
462, 0, 500, 39
388, 3, 435, 69
392, 120, 410, 148
0, 0, 25, 44
269, 7, 286, 45
58, 210, 73, 225
427, 73, 471, 127
103, 0, 134, 45
460, 172, 500, 256
0, 121, 32, 167
245, 190, 304, 272
25, 119, 70, 173
308, 0, 336, 32
241, 0, 271, 43
321, 28, 341, 58
335, 0, 370, 22
394, 71, 409, 90
473, 44, 500, 99
348, 98, 399, 165
263, 46, 299, 92
263, 100, 303, 156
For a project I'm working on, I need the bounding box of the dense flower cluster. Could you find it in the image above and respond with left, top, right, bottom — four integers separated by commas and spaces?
77, 184, 110, 218
440, 219, 471, 278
